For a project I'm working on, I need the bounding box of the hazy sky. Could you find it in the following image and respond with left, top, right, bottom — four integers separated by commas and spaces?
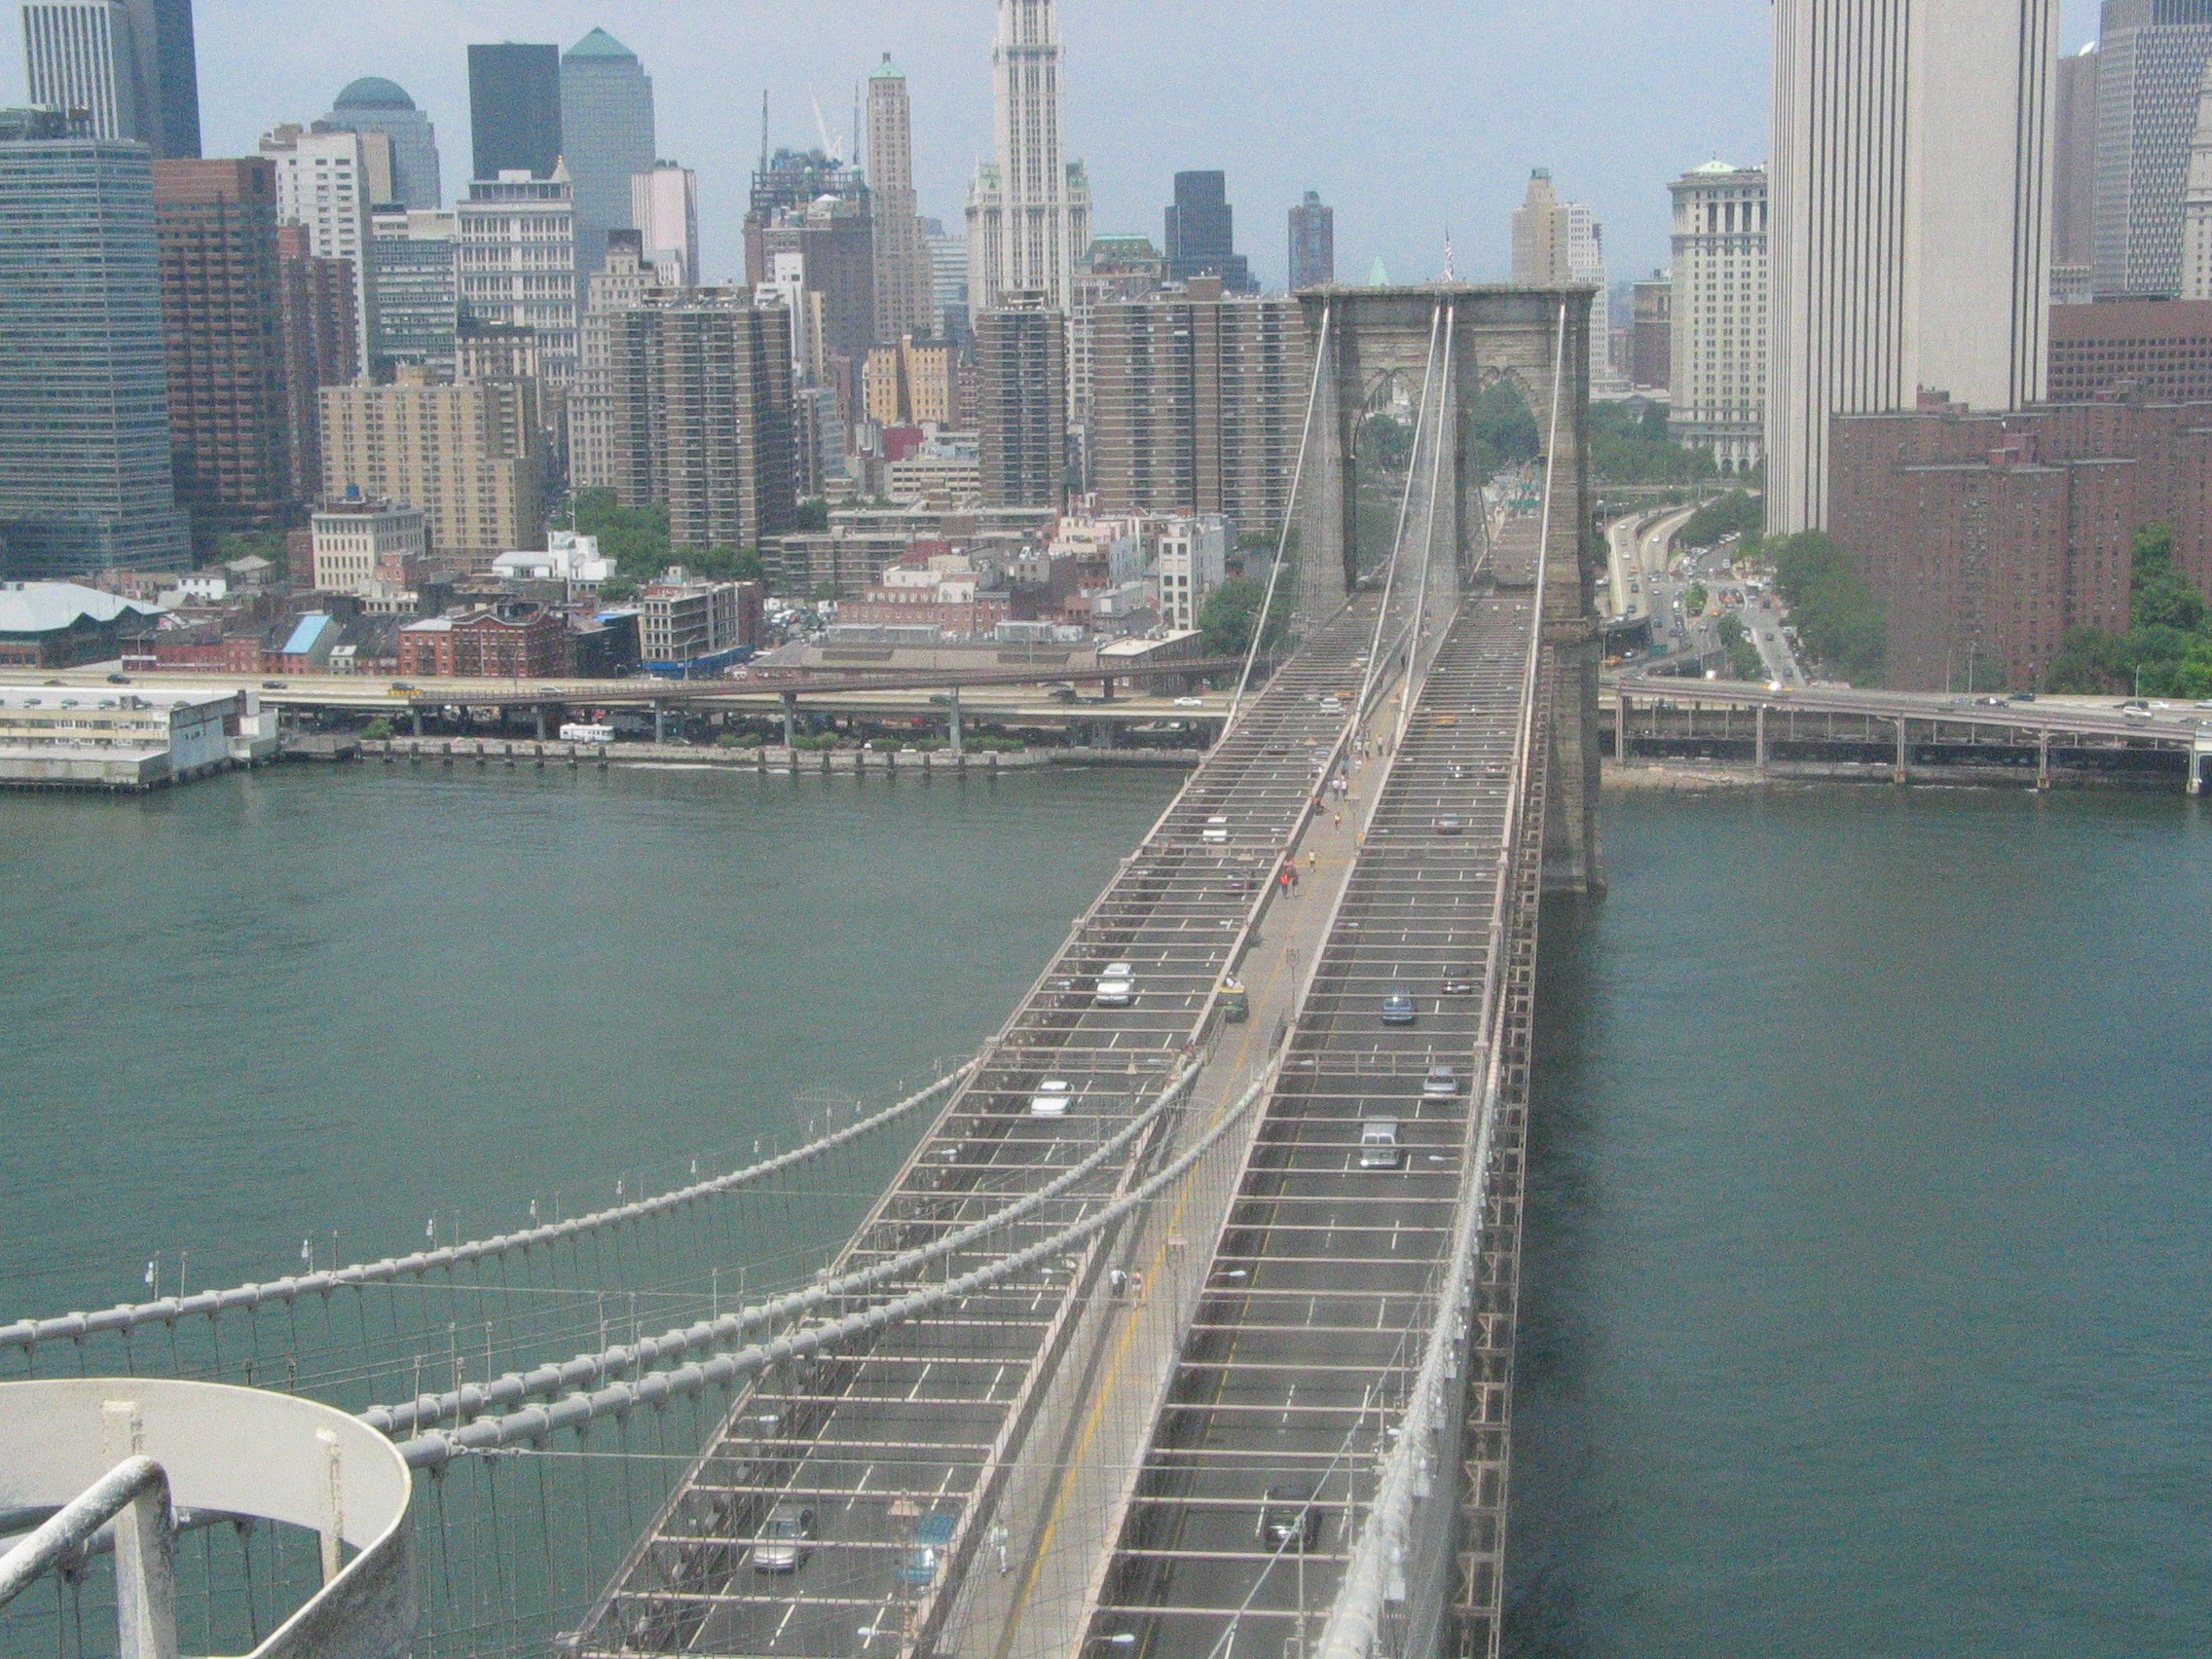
3, 0, 2104, 289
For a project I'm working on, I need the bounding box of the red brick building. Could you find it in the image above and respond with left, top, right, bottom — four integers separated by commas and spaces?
2047, 301, 2212, 404
398, 605, 567, 679
276, 223, 358, 507
1829, 393, 2212, 689
152, 160, 293, 541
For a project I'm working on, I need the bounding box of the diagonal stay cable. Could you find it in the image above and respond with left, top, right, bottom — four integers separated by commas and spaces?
395, 1058, 1282, 1471
363, 1055, 1205, 1440
0, 1062, 976, 1359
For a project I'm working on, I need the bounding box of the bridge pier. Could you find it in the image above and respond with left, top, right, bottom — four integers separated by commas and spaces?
535, 706, 547, 742
1893, 717, 1909, 784
408, 708, 422, 738
1755, 702, 1769, 774
651, 700, 667, 745
780, 691, 797, 751
1616, 692, 1632, 763
948, 685, 963, 757
2038, 728, 2052, 792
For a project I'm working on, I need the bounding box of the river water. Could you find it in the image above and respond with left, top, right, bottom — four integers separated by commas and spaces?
4, 768, 2208, 1652
1509, 784, 2212, 1657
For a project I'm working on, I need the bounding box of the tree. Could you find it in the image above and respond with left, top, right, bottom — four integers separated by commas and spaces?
1198, 576, 1291, 658
572, 488, 672, 580
793, 498, 830, 532
1358, 412, 1414, 472
2040, 523, 2210, 693
1770, 531, 1885, 685
1468, 380, 1540, 477
1683, 582, 1709, 615
1679, 491, 1764, 549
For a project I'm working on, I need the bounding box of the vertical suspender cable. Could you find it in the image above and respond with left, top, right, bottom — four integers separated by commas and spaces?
1395, 301, 1457, 749
1228, 299, 1335, 728
1352, 298, 1446, 723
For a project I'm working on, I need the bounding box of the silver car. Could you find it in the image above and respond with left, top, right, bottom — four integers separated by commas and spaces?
752, 1502, 816, 1573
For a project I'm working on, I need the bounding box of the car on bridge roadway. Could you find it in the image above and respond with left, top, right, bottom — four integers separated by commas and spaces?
752, 1502, 816, 1573
1258, 1484, 1323, 1552
899, 1513, 957, 1586
1434, 815, 1466, 835
1201, 815, 1231, 844
1442, 968, 1475, 995
1382, 992, 1417, 1025
1357, 1119, 1405, 1171
1095, 965, 1134, 1007
1029, 1079, 1073, 1117
1423, 1065, 1460, 1098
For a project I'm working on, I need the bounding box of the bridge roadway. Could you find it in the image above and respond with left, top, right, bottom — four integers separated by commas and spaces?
568, 602, 1390, 1659
1078, 587, 1545, 1659
0, 657, 1252, 714
1614, 673, 2212, 747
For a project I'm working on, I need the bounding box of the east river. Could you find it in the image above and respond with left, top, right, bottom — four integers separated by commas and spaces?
4, 766, 2209, 1653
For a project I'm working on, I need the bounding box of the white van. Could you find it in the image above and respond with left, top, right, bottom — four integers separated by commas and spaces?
1201, 816, 1231, 844
1357, 1119, 1404, 1171
1094, 963, 1134, 1007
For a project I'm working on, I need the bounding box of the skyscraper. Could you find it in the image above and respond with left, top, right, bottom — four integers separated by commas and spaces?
467, 43, 561, 182
1164, 170, 1253, 292
280, 221, 359, 501
967, 0, 1090, 315
367, 207, 458, 378
21, 0, 197, 157
1289, 190, 1334, 290
2093, 0, 2212, 298
457, 167, 578, 384
1511, 169, 1618, 395
2054, 45, 2101, 301
560, 29, 655, 281
259, 123, 375, 376
322, 77, 441, 209
319, 375, 543, 571
1668, 162, 1768, 474
867, 55, 934, 343
1090, 279, 1309, 540
0, 107, 188, 575
153, 158, 291, 539
589, 291, 796, 553
125, 0, 198, 159
977, 293, 1067, 507
632, 162, 698, 285
1767, 0, 2058, 533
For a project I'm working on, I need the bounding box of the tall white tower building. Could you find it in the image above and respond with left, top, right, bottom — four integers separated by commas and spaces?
1669, 161, 1769, 474
967, 0, 1090, 316
1767, 0, 2059, 533
260, 122, 378, 376
1511, 169, 1621, 396
867, 55, 935, 343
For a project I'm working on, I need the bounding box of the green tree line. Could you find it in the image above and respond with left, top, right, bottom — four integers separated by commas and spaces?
571, 489, 769, 602
2044, 525, 2212, 696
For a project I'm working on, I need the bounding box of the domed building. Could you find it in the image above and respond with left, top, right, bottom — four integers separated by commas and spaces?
320, 76, 442, 210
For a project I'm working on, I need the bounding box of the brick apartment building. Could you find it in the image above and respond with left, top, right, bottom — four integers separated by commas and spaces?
1828, 393, 2212, 690
152, 160, 293, 540
2047, 300, 2212, 404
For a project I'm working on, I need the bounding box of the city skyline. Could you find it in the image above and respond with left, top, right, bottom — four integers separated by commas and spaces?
9, 0, 2100, 292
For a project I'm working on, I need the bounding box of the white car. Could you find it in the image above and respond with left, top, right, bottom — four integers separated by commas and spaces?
1094, 964, 1134, 1006
1172, 696, 1204, 708
1200, 816, 1231, 844
1029, 1079, 1073, 1117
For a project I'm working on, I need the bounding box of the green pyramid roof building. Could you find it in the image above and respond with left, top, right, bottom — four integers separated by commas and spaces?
565, 27, 636, 61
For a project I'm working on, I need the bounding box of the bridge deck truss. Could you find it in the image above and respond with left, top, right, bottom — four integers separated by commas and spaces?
566, 605, 1390, 1659
1076, 578, 1553, 1659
